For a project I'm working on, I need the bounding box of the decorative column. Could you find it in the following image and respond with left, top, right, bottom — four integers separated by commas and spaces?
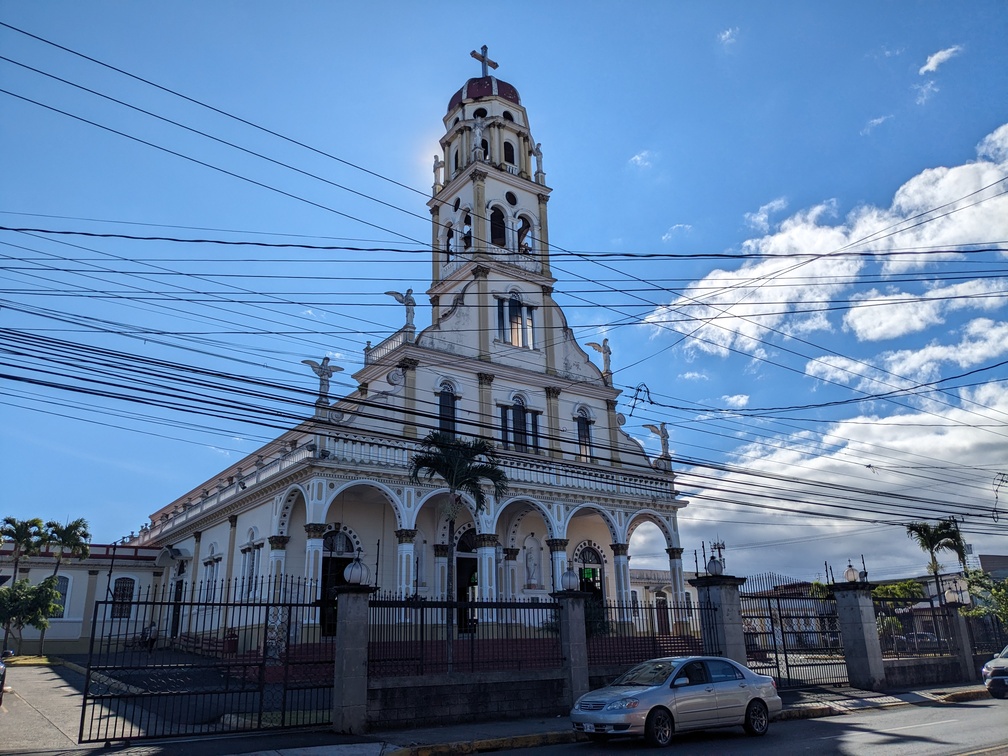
304, 523, 327, 587
689, 574, 748, 664
477, 372, 495, 441
267, 535, 289, 583
433, 544, 450, 599
331, 584, 377, 735
536, 193, 551, 277
471, 170, 488, 255
610, 543, 632, 605
430, 204, 441, 287
189, 531, 202, 603
541, 285, 557, 376
502, 548, 519, 599
605, 399, 623, 467
666, 546, 686, 603
832, 582, 886, 691
545, 386, 562, 459
473, 266, 491, 360
475, 533, 499, 600
395, 528, 418, 596
224, 515, 239, 590
546, 538, 570, 594
398, 357, 420, 439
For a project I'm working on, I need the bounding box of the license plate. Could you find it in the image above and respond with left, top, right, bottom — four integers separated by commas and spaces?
583, 723, 595, 733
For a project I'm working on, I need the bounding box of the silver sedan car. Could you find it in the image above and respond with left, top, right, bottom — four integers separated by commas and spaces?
570, 656, 783, 747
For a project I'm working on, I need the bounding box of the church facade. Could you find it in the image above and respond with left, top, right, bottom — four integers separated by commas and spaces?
131, 50, 688, 615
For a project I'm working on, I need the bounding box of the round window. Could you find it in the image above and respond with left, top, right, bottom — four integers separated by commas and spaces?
453, 198, 461, 211
505, 192, 518, 206
474, 107, 488, 118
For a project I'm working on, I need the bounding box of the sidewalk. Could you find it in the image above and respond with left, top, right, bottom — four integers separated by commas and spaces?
0, 657, 991, 756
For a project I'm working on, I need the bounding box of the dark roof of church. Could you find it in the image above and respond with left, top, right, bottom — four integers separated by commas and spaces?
447, 76, 521, 113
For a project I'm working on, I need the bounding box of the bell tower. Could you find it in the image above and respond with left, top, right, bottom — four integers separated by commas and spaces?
427, 47, 557, 370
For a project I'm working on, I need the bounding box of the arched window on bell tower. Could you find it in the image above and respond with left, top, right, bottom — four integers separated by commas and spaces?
490, 207, 506, 248
444, 223, 454, 262
517, 216, 533, 254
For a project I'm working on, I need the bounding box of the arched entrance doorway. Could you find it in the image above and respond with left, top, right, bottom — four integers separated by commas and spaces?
320, 530, 355, 636
576, 546, 605, 602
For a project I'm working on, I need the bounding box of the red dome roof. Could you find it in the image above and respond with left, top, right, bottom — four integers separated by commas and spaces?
447, 76, 521, 113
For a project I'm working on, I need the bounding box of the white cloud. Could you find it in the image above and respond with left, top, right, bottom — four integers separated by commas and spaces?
860, 115, 893, 136
679, 371, 708, 381
844, 280, 1008, 341
744, 198, 788, 233
661, 224, 693, 242
629, 150, 654, 169
719, 27, 739, 46
919, 45, 963, 75
882, 47, 904, 58
722, 394, 750, 408
914, 80, 939, 105
644, 122, 1008, 359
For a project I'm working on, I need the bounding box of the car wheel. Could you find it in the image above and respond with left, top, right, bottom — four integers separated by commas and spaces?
645, 707, 674, 748
990, 689, 1007, 700
743, 699, 770, 736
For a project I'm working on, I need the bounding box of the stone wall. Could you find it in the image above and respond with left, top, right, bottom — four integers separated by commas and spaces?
883, 657, 966, 688
367, 669, 568, 729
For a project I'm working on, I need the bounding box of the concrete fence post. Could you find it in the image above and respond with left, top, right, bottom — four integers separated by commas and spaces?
947, 604, 979, 682
832, 582, 886, 691
331, 585, 376, 734
552, 590, 590, 706
688, 575, 747, 665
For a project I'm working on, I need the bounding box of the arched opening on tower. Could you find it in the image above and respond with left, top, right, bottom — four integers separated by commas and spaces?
490, 207, 506, 247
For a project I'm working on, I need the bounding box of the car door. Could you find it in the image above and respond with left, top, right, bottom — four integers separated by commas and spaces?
706, 659, 750, 724
670, 660, 718, 729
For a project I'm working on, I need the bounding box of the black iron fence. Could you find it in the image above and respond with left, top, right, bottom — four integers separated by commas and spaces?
586, 599, 718, 667
368, 594, 563, 676
873, 596, 956, 659
79, 577, 331, 744
965, 613, 1008, 656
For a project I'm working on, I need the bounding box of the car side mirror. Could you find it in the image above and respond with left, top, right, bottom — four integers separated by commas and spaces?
673, 677, 689, 687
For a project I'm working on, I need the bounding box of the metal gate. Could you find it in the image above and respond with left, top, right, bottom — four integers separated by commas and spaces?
741, 592, 847, 689
79, 579, 332, 744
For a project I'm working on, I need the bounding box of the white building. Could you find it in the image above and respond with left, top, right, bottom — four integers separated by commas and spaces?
130, 50, 689, 616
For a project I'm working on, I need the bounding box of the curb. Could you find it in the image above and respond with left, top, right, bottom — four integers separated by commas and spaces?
386, 731, 580, 756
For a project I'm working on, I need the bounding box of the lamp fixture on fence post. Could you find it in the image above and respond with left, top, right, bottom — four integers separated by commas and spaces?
561, 560, 579, 591
344, 547, 370, 585
844, 560, 859, 583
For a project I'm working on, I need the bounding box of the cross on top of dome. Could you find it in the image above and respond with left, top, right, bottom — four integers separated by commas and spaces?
470, 45, 498, 78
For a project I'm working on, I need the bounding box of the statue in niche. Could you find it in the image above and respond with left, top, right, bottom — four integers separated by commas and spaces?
533, 142, 544, 174
385, 288, 416, 328
302, 356, 342, 404
524, 535, 541, 587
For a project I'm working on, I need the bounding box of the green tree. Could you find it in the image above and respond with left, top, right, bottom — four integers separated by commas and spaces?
905, 518, 966, 602
408, 432, 507, 667
962, 569, 1008, 625
1, 517, 45, 650
0, 576, 62, 655
44, 518, 91, 577
38, 518, 91, 654
872, 580, 925, 600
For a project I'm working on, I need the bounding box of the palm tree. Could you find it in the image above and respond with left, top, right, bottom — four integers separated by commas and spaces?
39, 518, 91, 654
409, 432, 507, 666
905, 517, 966, 603
1, 517, 45, 651
44, 518, 92, 577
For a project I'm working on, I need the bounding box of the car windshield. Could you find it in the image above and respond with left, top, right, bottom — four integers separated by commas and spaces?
999, 645, 1008, 658
610, 660, 678, 687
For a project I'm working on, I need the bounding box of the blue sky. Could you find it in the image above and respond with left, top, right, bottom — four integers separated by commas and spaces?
2, 2, 1007, 583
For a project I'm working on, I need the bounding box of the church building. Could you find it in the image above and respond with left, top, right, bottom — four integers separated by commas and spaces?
131, 48, 688, 615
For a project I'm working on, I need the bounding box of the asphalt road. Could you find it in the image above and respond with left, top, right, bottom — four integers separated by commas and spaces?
524, 698, 1008, 755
